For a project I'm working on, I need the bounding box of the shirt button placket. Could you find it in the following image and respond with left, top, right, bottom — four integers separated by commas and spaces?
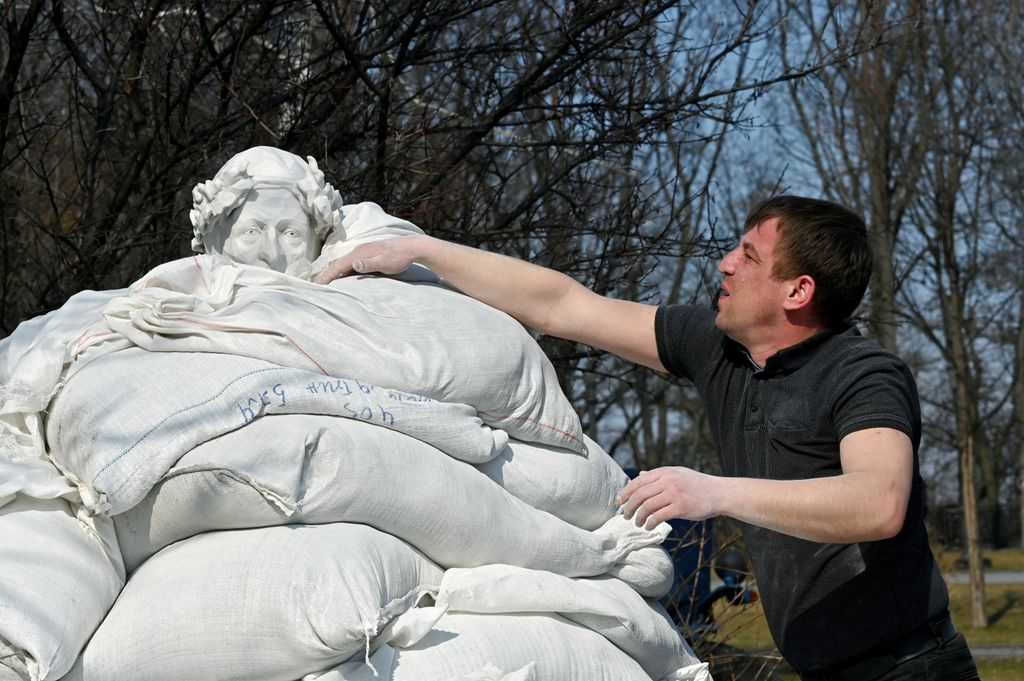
745, 378, 764, 430
745, 379, 768, 477
751, 379, 762, 420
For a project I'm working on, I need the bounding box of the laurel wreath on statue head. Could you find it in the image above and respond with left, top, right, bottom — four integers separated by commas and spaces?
189, 153, 345, 254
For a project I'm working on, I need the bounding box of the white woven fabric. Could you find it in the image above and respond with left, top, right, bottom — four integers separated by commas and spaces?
317, 613, 656, 681
63, 523, 442, 681
101, 254, 584, 452
112, 414, 668, 591
477, 435, 627, 530
309, 643, 537, 681
2, 241, 581, 506
47, 348, 506, 515
0, 659, 25, 681
0, 496, 124, 681
435, 565, 708, 681
0, 457, 77, 508
0, 288, 123, 415
0, 289, 124, 508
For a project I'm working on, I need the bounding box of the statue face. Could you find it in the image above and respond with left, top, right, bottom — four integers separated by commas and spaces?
208, 188, 321, 275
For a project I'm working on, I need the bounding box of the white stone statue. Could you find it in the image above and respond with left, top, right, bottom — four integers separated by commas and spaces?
189, 145, 435, 283
189, 146, 345, 279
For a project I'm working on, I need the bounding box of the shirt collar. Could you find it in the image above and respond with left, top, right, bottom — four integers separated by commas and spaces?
733, 324, 853, 376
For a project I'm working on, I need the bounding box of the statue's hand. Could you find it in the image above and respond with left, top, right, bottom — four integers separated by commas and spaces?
315, 237, 421, 284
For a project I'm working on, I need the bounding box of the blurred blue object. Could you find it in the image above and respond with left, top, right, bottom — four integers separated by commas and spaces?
622, 466, 758, 643
623, 467, 713, 629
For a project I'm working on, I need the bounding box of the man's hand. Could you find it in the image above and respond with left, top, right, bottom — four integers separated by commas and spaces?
314, 237, 423, 284
616, 466, 718, 529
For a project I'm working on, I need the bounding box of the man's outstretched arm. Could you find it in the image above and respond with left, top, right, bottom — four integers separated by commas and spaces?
617, 427, 914, 544
316, 235, 667, 372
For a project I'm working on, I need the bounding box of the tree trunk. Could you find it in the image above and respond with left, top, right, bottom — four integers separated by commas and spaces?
934, 181, 987, 626
866, 222, 898, 352
961, 435, 988, 627
1016, 294, 1024, 550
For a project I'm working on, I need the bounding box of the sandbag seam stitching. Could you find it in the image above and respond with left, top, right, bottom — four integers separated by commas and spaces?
92, 365, 290, 483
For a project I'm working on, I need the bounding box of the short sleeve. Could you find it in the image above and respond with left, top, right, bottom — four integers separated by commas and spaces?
654, 305, 726, 385
831, 349, 921, 447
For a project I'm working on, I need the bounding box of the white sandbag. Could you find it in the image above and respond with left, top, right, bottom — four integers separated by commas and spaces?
112, 415, 666, 592
476, 435, 627, 530
0, 288, 127, 506
0, 454, 77, 507
311, 644, 535, 681
0, 660, 26, 681
0, 496, 124, 681
435, 565, 709, 681
0, 288, 123, 414
318, 613, 655, 681
46, 348, 505, 515
65, 523, 443, 681
605, 540, 677, 599
97, 255, 584, 452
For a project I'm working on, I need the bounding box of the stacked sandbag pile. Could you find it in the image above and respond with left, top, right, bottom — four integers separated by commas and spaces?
0, 251, 710, 681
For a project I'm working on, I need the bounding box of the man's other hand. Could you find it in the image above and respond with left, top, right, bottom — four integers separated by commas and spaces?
616, 466, 718, 529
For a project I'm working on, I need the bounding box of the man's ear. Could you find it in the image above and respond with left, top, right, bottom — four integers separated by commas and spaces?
782, 274, 816, 312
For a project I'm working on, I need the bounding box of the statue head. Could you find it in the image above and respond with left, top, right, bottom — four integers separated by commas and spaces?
189, 147, 345, 278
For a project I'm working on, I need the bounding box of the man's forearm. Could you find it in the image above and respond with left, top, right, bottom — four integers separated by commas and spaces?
393, 235, 585, 338
712, 473, 907, 543
319, 235, 665, 371
618, 428, 913, 543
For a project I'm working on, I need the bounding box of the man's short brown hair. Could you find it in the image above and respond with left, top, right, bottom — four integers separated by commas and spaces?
744, 195, 872, 326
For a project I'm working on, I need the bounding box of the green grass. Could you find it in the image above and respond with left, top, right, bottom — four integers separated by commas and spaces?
983, 547, 1024, 570
973, 659, 1024, 681
708, 598, 774, 651
773, 663, 1024, 681
706, 547, 1024, 678
935, 546, 1024, 572
948, 584, 1024, 646
711, 586, 1024, 650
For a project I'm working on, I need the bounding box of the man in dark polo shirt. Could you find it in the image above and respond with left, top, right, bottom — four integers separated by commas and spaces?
316, 195, 979, 681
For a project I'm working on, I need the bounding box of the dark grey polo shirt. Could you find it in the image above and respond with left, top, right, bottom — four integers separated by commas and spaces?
655, 304, 949, 673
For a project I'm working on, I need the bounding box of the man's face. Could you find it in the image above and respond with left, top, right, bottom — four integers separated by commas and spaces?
715, 218, 792, 344
208, 188, 321, 275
